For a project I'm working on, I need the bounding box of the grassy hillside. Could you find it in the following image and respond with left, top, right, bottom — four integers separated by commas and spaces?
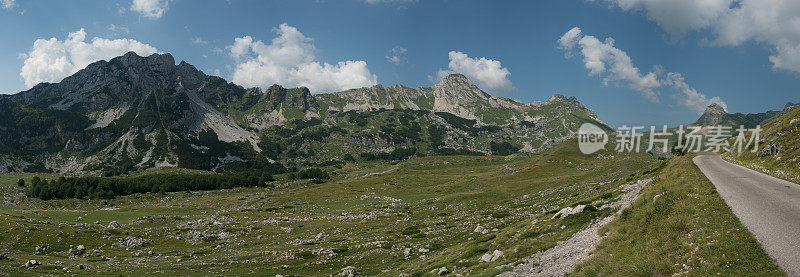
723, 107, 800, 183
0, 140, 658, 276
571, 154, 782, 276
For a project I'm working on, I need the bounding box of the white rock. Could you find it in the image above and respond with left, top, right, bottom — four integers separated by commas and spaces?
339, 266, 357, 277
480, 250, 504, 262
25, 260, 40, 268
552, 205, 586, 219
473, 225, 489, 234
437, 267, 449, 275
108, 221, 121, 229
77, 245, 85, 251
653, 193, 663, 202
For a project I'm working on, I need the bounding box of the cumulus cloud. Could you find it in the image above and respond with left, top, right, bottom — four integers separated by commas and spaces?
2, 0, 15, 10
386, 46, 407, 65
666, 72, 727, 113
131, 0, 168, 19
600, 0, 800, 73
559, 27, 725, 112
436, 51, 513, 93
559, 27, 659, 101
227, 23, 377, 93
20, 28, 158, 88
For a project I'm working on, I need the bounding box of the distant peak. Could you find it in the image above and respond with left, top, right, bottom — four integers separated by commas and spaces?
704, 103, 727, 114
441, 73, 471, 84
548, 94, 568, 102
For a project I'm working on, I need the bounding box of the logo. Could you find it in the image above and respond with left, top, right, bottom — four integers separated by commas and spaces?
578, 123, 608, 154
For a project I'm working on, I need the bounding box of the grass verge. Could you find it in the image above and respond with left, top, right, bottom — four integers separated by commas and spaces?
571, 154, 783, 276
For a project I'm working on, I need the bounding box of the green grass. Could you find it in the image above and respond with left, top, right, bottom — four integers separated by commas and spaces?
722, 107, 800, 183
0, 140, 658, 276
571, 154, 783, 276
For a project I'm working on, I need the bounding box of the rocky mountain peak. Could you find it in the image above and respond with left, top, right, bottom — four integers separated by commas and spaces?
547, 93, 586, 109
705, 103, 727, 114
694, 103, 728, 126
434, 74, 491, 100
264, 85, 318, 111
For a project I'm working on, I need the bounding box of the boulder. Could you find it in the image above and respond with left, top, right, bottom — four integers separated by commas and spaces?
108, 221, 121, 229
552, 205, 586, 219
437, 267, 449, 276
339, 266, 357, 277
473, 225, 489, 234
24, 260, 40, 268
480, 250, 504, 262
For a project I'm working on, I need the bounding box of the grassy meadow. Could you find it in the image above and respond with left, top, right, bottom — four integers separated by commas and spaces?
0, 141, 658, 276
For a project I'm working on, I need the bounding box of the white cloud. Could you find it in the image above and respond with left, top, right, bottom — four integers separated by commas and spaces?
559, 27, 659, 101
20, 28, 158, 88
192, 37, 208, 45
559, 27, 725, 112
227, 23, 377, 93
386, 46, 407, 65
600, 0, 732, 40
131, 0, 168, 19
601, 0, 800, 73
1, 0, 15, 10
435, 51, 513, 93
666, 72, 727, 113
107, 24, 130, 35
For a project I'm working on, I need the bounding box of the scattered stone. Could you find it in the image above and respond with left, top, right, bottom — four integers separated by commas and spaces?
480, 250, 505, 262
24, 260, 40, 268
419, 248, 429, 253
761, 143, 782, 156
474, 225, 489, 234
117, 236, 149, 248
339, 266, 357, 277
77, 216, 83, 221
280, 227, 293, 233
108, 221, 121, 229
403, 248, 412, 259
77, 245, 86, 251
399, 274, 409, 277
552, 205, 586, 219
315, 232, 325, 240
437, 267, 449, 275
653, 193, 663, 202
522, 194, 530, 199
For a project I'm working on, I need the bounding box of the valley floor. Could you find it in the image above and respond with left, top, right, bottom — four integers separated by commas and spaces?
0, 146, 780, 276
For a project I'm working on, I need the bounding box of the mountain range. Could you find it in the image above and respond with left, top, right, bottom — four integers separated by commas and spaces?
0, 52, 607, 175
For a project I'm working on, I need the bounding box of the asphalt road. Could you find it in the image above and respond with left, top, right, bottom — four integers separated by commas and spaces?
694, 154, 800, 276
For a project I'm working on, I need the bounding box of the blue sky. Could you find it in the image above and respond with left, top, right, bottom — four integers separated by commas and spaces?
1, 0, 799, 127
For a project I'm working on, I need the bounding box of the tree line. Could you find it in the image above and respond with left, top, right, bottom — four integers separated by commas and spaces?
25, 171, 274, 200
